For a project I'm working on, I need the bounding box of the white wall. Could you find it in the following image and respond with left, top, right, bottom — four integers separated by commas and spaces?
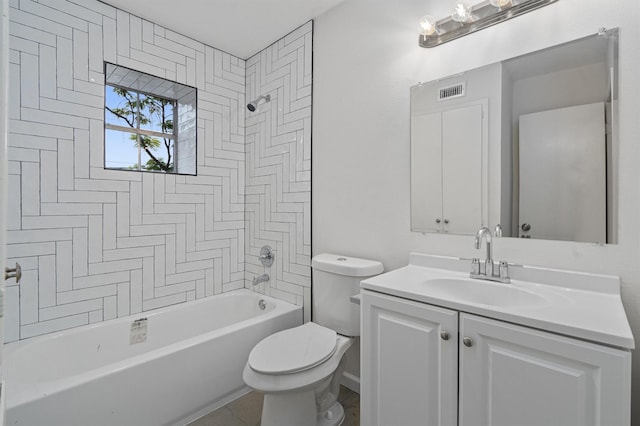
0, 0, 8, 364
511, 62, 608, 120
5, 0, 247, 341
245, 22, 313, 321
5, 0, 312, 342
313, 0, 640, 422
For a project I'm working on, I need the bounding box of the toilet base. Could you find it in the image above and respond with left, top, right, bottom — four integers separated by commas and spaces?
260, 393, 345, 426
317, 401, 345, 426
246, 333, 354, 426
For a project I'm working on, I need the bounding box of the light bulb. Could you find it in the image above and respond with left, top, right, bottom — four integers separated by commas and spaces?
419, 15, 437, 36
451, 2, 472, 23
490, 0, 512, 7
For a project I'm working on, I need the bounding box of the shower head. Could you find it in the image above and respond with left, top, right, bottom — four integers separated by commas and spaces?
247, 94, 271, 112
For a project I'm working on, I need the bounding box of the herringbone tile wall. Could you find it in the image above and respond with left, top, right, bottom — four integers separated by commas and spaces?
4, 0, 311, 341
245, 22, 312, 322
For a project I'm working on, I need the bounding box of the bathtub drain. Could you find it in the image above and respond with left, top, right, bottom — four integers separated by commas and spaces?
258, 299, 266, 310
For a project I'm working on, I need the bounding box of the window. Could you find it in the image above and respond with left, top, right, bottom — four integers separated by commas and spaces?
104, 63, 197, 175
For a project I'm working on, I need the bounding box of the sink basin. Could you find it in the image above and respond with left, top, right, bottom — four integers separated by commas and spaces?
422, 277, 549, 308
359, 253, 636, 349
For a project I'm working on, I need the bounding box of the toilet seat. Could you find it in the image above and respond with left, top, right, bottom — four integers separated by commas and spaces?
248, 322, 337, 375
243, 334, 353, 394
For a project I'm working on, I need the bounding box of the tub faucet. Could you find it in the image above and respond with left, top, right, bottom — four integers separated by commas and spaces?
470, 226, 510, 283
252, 273, 270, 286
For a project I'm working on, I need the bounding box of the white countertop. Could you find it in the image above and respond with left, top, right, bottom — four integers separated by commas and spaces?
361, 253, 635, 350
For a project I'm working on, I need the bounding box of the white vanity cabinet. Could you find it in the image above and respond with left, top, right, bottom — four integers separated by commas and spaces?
361, 290, 632, 426
361, 291, 458, 426
459, 313, 631, 426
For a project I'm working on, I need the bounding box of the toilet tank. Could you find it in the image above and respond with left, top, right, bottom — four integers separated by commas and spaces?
311, 254, 383, 337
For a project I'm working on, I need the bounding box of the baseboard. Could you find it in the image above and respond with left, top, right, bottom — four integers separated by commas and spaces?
175, 386, 251, 426
341, 371, 360, 394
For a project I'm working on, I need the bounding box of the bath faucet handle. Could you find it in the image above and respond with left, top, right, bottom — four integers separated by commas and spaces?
259, 245, 274, 267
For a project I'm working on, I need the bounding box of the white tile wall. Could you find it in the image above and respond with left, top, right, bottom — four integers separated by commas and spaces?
245, 22, 312, 322
5, 0, 285, 341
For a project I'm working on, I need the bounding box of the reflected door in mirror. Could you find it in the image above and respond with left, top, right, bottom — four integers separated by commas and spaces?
519, 102, 606, 243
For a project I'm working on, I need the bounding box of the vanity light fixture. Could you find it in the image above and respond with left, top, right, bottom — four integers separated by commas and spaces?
490, 0, 513, 7
419, 0, 558, 48
419, 15, 438, 36
451, 2, 473, 23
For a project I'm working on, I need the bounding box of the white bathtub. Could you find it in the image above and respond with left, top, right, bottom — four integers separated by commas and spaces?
4, 289, 302, 426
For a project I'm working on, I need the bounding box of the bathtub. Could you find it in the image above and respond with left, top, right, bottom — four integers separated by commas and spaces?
4, 289, 302, 426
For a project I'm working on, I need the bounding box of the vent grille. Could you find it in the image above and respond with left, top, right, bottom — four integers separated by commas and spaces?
438, 82, 465, 101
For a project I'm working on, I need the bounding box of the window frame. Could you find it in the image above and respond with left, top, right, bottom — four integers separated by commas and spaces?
103, 62, 198, 176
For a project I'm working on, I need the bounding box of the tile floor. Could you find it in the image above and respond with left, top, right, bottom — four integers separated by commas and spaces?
189, 386, 360, 426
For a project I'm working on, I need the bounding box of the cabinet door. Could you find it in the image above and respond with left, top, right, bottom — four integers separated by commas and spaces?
361, 291, 458, 426
411, 111, 443, 232
441, 104, 483, 234
459, 314, 631, 426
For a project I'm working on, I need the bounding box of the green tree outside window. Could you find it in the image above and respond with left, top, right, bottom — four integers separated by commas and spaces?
105, 85, 176, 172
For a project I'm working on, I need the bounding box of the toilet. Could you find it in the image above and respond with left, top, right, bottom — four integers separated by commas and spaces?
243, 253, 383, 426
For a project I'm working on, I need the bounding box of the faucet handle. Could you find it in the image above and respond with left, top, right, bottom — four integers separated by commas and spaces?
259, 245, 274, 267
471, 258, 480, 275
499, 261, 511, 282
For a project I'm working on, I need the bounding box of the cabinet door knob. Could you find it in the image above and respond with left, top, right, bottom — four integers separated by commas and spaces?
440, 331, 450, 341
435, 218, 441, 224
463, 337, 473, 347
444, 219, 449, 224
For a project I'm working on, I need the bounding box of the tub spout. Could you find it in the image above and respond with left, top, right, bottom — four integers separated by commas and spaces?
252, 273, 270, 286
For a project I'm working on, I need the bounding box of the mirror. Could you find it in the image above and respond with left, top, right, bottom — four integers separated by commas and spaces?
410, 28, 618, 244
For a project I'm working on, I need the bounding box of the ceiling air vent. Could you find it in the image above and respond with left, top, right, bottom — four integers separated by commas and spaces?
438, 82, 465, 101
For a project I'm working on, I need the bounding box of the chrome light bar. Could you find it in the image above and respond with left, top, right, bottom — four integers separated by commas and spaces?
419, 0, 559, 48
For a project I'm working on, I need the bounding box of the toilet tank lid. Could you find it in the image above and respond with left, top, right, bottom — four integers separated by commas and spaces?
311, 253, 383, 277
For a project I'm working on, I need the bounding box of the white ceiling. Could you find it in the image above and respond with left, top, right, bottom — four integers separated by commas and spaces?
101, 0, 345, 59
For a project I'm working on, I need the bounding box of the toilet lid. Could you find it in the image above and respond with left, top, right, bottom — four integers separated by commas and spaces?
248, 322, 337, 375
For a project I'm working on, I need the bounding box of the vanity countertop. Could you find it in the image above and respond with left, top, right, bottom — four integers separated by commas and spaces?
361, 253, 635, 349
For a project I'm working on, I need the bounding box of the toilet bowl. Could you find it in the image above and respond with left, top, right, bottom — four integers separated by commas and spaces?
243, 323, 353, 426
243, 254, 383, 426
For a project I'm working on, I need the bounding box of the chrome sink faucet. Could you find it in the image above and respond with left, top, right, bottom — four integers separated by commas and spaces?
471, 226, 510, 283
475, 227, 494, 276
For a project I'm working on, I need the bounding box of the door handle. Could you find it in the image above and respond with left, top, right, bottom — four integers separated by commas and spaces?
5, 263, 22, 284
